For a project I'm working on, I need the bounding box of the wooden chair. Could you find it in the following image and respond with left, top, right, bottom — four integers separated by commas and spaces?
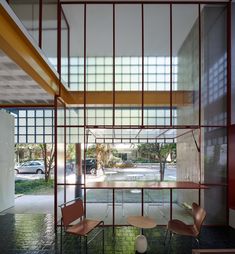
164, 202, 206, 246
60, 198, 104, 254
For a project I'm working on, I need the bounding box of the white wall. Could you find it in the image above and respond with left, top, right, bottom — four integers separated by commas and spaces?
0, 110, 15, 212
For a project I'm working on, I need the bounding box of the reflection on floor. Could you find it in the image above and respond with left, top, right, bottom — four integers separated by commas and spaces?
0, 213, 235, 254
6, 193, 193, 225
5, 198, 193, 226
85, 202, 193, 225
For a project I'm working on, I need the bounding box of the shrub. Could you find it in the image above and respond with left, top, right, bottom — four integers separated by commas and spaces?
15, 179, 54, 195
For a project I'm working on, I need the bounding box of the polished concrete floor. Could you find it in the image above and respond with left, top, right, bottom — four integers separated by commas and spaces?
6, 195, 193, 226
0, 213, 235, 254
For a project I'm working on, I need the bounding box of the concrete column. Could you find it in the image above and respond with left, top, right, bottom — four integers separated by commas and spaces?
75, 143, 82, 198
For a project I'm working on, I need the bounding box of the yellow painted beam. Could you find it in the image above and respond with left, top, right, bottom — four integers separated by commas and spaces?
0, 4, 60, 96
69, 91, 193, 106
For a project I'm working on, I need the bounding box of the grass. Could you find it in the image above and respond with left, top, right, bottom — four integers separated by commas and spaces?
15, 179, 54, 195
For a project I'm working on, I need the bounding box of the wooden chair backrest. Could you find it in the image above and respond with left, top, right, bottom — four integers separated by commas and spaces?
192, 202, 206, 234
61, 199, 84, 227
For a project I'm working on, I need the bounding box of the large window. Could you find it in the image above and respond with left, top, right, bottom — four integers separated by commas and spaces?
10, 109, 54, 144
51, 56, 178, 92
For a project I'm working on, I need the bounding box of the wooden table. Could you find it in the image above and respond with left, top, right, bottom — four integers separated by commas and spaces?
85, 181, 207, 233
127, 215, 157, 229
127, 216, 157, 253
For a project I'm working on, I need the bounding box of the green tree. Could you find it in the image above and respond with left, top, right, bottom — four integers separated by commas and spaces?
96, 144, 112, 169
39, 144, 55, 182
15, 144, 30, 163
66, 144, 76, 161
87, 144, 118, 169
86, 145, 96, 158
137, 143, 176, 181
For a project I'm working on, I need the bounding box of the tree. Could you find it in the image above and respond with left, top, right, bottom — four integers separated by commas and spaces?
137, 143, 176, 181
39, 144, 55, 182
66, 144, 76, 162
96, 144, 112, 170
87, 144, 118, 169
86, 145, 96, 158
15, 144, 27, 163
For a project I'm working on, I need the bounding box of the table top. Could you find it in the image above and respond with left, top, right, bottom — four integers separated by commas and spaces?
127, 216, 157, 229
85, 181, 208, 190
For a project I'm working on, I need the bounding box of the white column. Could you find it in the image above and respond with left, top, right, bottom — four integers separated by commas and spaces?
0, 110, 14, 212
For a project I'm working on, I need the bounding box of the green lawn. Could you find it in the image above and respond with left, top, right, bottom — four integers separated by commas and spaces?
15, 179, 54, 195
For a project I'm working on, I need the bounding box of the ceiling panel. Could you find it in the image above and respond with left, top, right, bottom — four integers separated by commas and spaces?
0, 49, 53, 105
88, 128, 196, 142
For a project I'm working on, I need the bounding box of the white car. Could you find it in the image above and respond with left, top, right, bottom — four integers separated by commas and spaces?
15, 161, 45, 174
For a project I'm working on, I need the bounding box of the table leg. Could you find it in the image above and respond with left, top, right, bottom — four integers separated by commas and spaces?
135, 230, 148, 254
112, 188, 115, 236
141, 188, 144, 216
170, 188, 172, 220
105, 189, 110, 217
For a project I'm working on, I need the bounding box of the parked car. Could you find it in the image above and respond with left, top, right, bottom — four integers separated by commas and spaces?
83, 158, 96, 175
66, 159, 97, 175
15, 161, 45, 174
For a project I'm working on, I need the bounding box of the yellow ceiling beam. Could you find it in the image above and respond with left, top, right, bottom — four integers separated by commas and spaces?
0, 4, 60, 96
68, 91, 193, 106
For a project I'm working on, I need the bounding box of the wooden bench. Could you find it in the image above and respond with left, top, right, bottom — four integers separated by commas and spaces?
60, 198, 104, 254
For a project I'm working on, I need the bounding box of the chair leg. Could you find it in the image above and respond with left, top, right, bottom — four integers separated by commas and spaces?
195, 237, 200, 247
79, 236, 82, 251
85, 236, 88, 254
60, 220, 63, 254
60, 230, 62, 254
164, 228, 169, 245
165, 232, 173, 254
169, 232, 173, 244
102, 225, 105, 253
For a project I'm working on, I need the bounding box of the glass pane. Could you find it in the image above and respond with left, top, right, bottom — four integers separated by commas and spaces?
144, 5, 170, 93
202, 127, 227, 184
42, 1, 57, 70
115, 189, 141, 225
202, 186, 226, 225
172, 189, 199, 223
115, 5, 142, 91
201, 5, 227, 126
86, 107, 113, 127
61, 12, 69, 87
115, 107, 141, 127
62, 4, 84, 91
144, 189, 170, 224
86, 189, 112, 225
9, 1, 39, 44
144, 108, 171, 126
57, 130, 65, 184
176, 129, 200, 182
172, 5, 199, 126
87, 5, 113, 92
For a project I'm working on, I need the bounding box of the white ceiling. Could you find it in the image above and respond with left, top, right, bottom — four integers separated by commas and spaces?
62, 3, 199, 57
0, 49, 54, 105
